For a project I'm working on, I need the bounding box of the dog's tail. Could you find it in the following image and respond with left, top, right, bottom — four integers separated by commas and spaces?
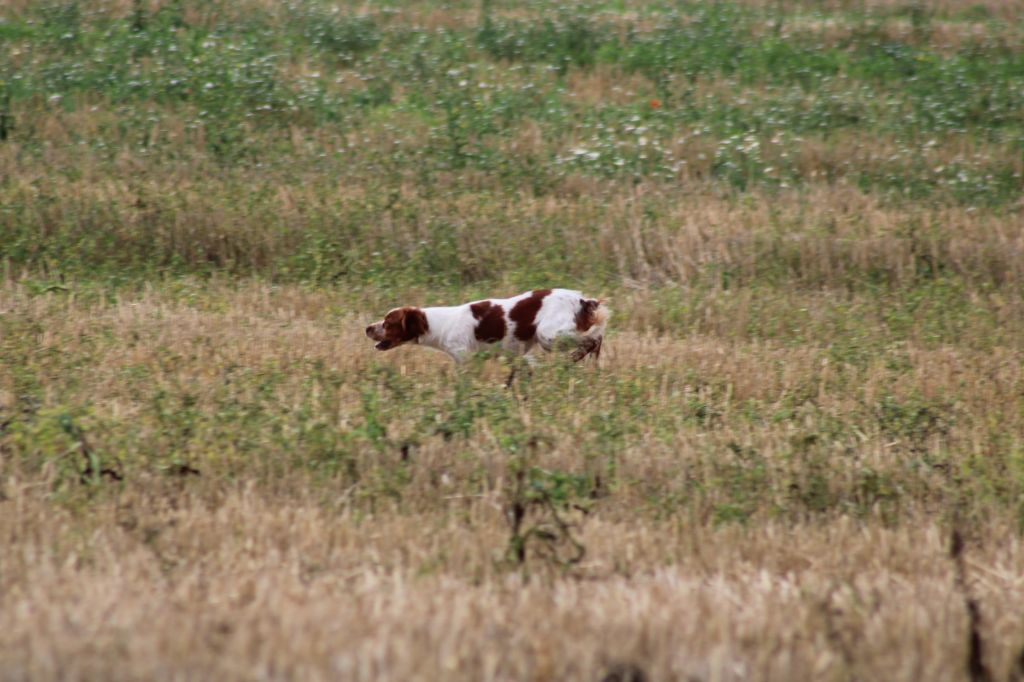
577, 298, 610, 337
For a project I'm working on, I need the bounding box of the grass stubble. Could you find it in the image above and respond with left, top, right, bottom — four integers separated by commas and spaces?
3, 0, 1024, 679
4, 276, 1024, 680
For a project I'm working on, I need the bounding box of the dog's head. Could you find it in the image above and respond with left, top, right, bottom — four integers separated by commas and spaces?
365, 307, 429, 351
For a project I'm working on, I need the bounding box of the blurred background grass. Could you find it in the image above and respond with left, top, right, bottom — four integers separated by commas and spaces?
1, 0, 1020, 292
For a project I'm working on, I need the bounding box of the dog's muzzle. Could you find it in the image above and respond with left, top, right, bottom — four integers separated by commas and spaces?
366, 324, 391, 350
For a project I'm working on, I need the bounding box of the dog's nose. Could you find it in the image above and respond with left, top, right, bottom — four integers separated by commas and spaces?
365, 325, 374, 336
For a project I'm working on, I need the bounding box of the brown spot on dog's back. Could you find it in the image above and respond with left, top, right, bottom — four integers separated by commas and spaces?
470, 300, 507, 343
575, 298, 600, 332
509, 289, 551, 341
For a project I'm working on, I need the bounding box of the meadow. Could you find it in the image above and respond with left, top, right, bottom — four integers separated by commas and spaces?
2, 0, 1024, 679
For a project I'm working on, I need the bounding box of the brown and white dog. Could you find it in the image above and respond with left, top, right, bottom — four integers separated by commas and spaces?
365, 289, 609, 364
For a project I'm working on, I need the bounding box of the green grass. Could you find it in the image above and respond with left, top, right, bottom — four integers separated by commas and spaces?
1, 0, 1021, 293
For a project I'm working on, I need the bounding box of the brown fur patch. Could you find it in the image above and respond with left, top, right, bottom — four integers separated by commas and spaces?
509, 289, 552, 342
470, 300, 507, 343
575, 298, 601, 332
381, 307, 429, 349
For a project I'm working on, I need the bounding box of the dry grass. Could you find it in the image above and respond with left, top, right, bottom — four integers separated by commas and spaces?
769, 14, 1024, 52
4, 277, 1024, 679
5, 123, 1024, 284
3, 487, 1024, 682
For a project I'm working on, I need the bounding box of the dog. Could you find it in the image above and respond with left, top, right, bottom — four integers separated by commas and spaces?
365, 289, 609, 370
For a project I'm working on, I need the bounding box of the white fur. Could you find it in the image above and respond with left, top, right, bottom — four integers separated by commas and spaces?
387, 289, 608, 362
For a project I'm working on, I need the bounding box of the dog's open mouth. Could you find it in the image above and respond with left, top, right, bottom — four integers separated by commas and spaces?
374, 340, 393, 351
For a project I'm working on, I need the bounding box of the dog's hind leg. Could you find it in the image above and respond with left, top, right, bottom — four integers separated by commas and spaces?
570, 335, 602, 362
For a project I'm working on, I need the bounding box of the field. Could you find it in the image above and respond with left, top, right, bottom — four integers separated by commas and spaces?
2, 0, 1024, 679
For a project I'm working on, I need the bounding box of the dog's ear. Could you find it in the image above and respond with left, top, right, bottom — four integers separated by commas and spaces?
401, 307, 429, 340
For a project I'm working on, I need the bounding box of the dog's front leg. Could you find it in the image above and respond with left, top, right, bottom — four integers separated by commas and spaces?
505, 352, 536, 389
